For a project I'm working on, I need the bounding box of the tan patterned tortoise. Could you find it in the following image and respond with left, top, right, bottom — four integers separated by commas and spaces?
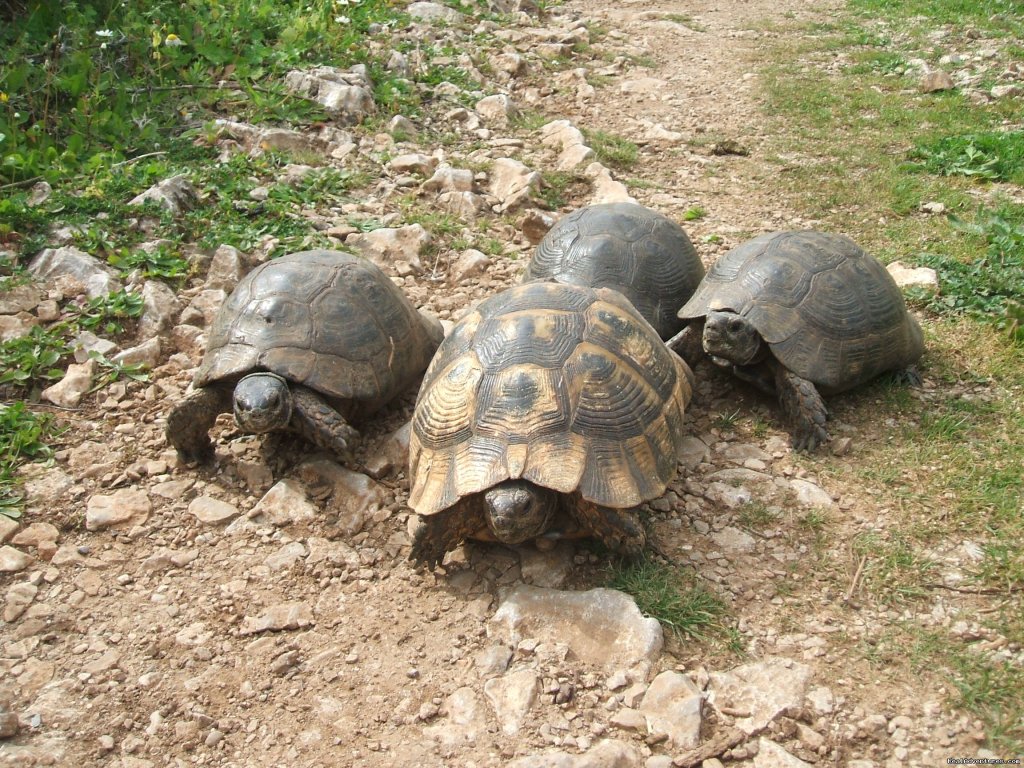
668, 231, 924, 451
523, 201, 704, 340
166, 250, 443, 464
408, 281, 694, 567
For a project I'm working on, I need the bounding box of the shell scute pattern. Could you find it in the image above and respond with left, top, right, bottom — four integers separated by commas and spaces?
474, 365, 570, 440
525, 202, 704, 339
409, 282, 693, 518
196, 250, 440, 403
680, 231, 924, 393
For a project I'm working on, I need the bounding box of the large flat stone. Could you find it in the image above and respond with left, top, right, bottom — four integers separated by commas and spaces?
489, 586, 662, 673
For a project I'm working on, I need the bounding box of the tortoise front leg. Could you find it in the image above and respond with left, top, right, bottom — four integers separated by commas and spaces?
773, 362, 829, 451
289, 385, 360, 458
666, 322, 706, 369
165, 386, 233, 465
569, 498, 646, 557
731, 362, 777, 396
409, 498, 480, 568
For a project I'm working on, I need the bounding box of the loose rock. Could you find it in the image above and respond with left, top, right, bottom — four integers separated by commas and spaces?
28, 246, 121, 298
490, 586, 663, 672
509, 739, 642, 768
128, 175, 200, 216
187, 496, 240, 525
0, 545, 33, 572
483, 668, 540, 735
753, 739, 812, 767
638, 671, 702, 749
240, 602, 315, 634
249, 479, 318, 527
85, 488, 152, 531
708, 657, 813, 734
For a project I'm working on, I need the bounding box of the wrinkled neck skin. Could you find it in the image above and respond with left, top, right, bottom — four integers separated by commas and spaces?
702, 310, 766, 368
483, 479, 559, 545
233, 372, 293, 433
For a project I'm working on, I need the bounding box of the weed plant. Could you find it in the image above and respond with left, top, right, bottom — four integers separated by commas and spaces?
908, 131, 1024, 184
0, 402, 54, 520
0, 0, 399, 183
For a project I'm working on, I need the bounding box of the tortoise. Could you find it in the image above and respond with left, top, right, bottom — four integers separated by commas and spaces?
523, 201, 704, 340
668, 230, 924, 451
408, 281, 694, 567
166, 250, 444, 464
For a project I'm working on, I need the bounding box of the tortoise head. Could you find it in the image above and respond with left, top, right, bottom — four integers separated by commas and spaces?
233, 372, 293, 434
483, 480, 559, 546
703, 310, 765, 367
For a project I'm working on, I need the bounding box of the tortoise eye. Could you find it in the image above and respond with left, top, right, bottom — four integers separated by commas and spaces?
729, 319, 744, 333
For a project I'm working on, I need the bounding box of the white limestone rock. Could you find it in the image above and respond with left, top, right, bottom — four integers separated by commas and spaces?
489, 586, 662, 672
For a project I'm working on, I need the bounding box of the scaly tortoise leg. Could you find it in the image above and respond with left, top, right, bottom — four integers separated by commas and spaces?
569, 497, 646, 557
773, 362, 829, 452
289, 384, 360, 458
409, 498, 480, 568
666, 322, 707, 369
165, 386, 233, 465
893, 365, 922, 387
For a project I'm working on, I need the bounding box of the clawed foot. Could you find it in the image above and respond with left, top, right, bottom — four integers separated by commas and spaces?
893, 365, 923, 387
409, 518, 452, 569
790, 420, 830, 452
172, 439, 216, 466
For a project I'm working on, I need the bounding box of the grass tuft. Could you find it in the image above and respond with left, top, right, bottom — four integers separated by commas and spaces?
607, 557, 728, 640
582, 128, 639, 169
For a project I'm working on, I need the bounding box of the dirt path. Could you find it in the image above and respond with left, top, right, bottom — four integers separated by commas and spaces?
0, 0, 998, 766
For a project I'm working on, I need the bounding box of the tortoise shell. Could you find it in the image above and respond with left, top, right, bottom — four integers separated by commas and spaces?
523, 202, 704, 340
409, 282, 694, 518
196, 250, 443, 405
678, 231, 924, 393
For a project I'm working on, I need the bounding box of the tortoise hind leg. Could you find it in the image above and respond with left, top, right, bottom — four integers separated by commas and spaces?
570, 498, 646, 557
893, 365, 922, 387
773, 362, 829, 451
410, 499, 480, 568
166, 386, 233, 464
289, 384, 360, 458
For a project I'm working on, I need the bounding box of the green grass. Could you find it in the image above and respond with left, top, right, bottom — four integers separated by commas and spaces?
713, 408, 742, 429
849, 0, 1024, 36
67, 290, 144, 335
860, 624, 1024, 753
538, 170, 587, 210
736, 502, 778, 531
909, 131, 1024, 184
756, 2, 1024, 748
0, 402, 55, 520
107, 246, 191, 282
582, 128, 639, 169
607, 557, 728, 640
662, 13, 705, 32
851, 531, 937, 603
0, 327, 71, 389
915, 208, 1024, 334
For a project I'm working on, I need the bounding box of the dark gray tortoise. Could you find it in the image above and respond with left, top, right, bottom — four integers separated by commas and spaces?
523, 201, 704, 340
166, 250, 443, 464
668, 231, 924, 451
408, 282, 694, 567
